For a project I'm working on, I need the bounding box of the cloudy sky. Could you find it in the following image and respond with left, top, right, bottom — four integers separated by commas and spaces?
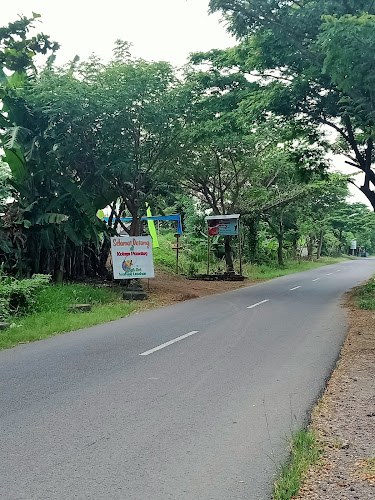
3, 0, 235, 66
3, 0, 369, 205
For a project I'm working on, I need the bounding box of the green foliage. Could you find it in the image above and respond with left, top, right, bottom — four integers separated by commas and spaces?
243, 257, 348, 280
0, 282, 135, 350
208, 0, 375, 210
153, 233, 177, 270
357, 278, 375, 310
273, 429, 321, 500
0, 13, 59, 75
1, 11, 375, 283
1, 33, 191, 278
0, 273, 51, 320
319, 13, 375, 127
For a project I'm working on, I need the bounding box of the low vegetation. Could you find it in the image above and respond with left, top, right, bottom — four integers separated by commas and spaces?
0, 241, 350, 351
273, 430, 322, 500
0, 282, 135, 350
357, 278, 375, 310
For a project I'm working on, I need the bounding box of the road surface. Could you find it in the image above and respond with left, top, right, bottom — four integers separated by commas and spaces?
1, 259, 375, 500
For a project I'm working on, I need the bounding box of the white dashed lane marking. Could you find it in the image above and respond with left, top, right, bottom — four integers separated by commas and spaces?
139, 331, 199, 356
247, 299, 270, 309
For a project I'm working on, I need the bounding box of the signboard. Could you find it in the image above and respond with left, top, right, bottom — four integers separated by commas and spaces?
350, 240, 357, 250
111, 236, 154, 279
206, 215, 240, 236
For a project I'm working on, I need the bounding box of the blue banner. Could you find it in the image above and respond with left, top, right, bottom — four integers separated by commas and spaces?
104, 214, 182, 234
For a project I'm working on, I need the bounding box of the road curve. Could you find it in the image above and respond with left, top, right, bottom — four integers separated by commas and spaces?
1, 259, 375, 500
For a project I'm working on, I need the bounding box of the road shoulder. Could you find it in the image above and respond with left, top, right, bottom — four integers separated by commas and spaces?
296, 289, 375, 499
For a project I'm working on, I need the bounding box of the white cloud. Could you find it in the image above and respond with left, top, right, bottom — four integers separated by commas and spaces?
3, 0, 234, 66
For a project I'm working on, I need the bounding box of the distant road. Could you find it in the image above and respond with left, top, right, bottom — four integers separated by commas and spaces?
1, 259, 375, 500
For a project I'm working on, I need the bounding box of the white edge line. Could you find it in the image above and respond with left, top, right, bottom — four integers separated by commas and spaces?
247, 299, 269, 309
290, 286, 302, 291
139, 330, 199, 356
312, 278, 320, 282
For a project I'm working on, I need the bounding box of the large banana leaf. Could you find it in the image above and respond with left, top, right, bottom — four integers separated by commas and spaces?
4, 126, 31, 150
57, 176, 98, 222
36, 213, 69, 225
63, 222, 82, 246
3, 149, 27, 182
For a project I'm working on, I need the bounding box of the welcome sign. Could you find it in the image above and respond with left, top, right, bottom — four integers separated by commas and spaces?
111, 236, 155, 279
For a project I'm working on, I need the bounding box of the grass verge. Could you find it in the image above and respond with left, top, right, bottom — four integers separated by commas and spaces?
273, 430, 321, 500
0, 283, 135, 350
243, 256, 349, 280
0, 255, 354, 351
357, 277, 375, 310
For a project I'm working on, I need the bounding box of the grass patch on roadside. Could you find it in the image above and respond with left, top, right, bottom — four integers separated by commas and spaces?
244, 256, 349, 281
273, 429, 321, 500
153, 233, 350, 278
0, 254, 353, 351
0, 283, 135, 350
357, 277, 375, 310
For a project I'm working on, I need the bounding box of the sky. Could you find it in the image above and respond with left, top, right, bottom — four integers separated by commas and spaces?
3, 0, 370, 206
3, 0, 235, 67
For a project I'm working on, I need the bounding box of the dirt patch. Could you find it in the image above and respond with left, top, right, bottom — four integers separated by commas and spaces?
138, 269, 261, 310
296, 291, 375, 500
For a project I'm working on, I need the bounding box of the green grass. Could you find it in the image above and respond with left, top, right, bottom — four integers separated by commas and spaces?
273, 430, 321, 500
243, 256, 350, 280
0, 250, 352, 351
153, 232, 351, 278
0, 283, 135, 350
357, 277, 375, 310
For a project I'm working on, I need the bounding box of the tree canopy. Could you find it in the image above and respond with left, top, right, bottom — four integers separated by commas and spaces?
208, 0, 375, 209
1, 11, 374, 279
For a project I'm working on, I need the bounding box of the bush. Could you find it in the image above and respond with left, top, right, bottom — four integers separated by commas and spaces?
0, 274, 51, 320
357, 279, 375, 310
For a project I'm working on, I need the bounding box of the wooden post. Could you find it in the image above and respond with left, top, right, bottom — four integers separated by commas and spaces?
239, 219, 243, 276
176, 234, 179, 274
207, 229, 210, 275
172, 233, 183, 275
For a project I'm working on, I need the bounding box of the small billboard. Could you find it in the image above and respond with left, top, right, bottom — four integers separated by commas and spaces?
111, 236, 154, 279
205, 214, 240, 236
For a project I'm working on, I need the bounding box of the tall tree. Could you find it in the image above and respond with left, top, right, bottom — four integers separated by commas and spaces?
208, 1, 375, 209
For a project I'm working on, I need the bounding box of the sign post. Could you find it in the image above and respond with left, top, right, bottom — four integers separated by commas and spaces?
111, 236, 154, 279
205, 214, 241, 276
172, 233, 183, 275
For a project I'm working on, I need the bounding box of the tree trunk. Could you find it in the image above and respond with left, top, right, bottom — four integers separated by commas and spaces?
224, 236, 234, 273
307, 235, 314, 260
277, 218, 284, 267
291, 232, 298, 260
277, 234, 284, 267
99, 236, 112, 277
247, 218, 259, 264
55, 233, 67, 283
316, 230, 324, 260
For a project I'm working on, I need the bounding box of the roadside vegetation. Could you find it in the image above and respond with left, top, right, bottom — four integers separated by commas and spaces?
0, 278, 135, 350
1, 6, 375, 350
273, 276, 375, 499
357, 278, 375, 310
273, 430, 322, 500
0, 231, 352, 351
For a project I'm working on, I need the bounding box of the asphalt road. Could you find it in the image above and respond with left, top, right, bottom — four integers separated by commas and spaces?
1, 259, 375, 500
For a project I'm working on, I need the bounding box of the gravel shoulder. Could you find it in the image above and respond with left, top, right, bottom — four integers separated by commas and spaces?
296, 290, 375, 500
139, 268, 261, 308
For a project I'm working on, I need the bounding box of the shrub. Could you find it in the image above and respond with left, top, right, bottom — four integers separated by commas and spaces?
0, 274, 51, 320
